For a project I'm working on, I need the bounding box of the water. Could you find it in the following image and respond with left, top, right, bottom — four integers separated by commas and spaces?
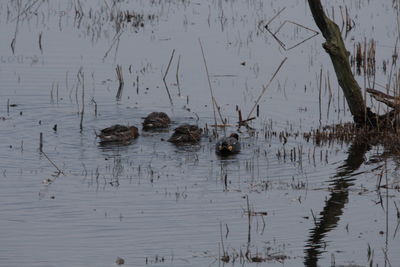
0, 0, 399, 266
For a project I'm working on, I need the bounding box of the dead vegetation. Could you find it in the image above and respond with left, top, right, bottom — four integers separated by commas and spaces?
219, 196, 288, 265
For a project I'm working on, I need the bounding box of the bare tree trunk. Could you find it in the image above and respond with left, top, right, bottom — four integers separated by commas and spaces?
307, 0, 367, 125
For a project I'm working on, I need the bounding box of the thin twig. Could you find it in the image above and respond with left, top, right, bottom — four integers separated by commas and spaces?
262, 7, 318, 51
78, 68, 84, 131
394, 201, 400, 219
163, 49, 175, 81
10, 0, 41, 22
220, 222, 226, 257
247, 57, 287, 120
176, 55, 181, 96
38, 32, 43, 53
162, 49, 175, 105
246, 195, 252, 257
103, 30, 124, 60
11, 0, 22, 54
39, 132, 43, 152
275, 20, 319, 51
319, 67, 323, 125
199, 39, 225, 135
266, 7, 286, 26
41, 150, 64, 175
91, 98, 98, 117
116, 65, 124, 100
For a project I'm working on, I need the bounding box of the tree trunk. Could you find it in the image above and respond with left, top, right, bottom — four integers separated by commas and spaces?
307, 0, 367, 125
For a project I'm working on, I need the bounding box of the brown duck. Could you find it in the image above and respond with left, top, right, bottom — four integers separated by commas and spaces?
168, 124, 202, 144
142, 112, 171, 130
97, 124, 139, 144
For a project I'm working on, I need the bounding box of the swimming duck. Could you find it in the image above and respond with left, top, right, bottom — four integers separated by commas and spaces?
97, 124, 139, 144
168, 124, 202, 144
142, 112, 171, 130
216, 133, 240, 155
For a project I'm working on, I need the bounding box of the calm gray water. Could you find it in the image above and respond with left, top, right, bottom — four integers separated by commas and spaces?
0, 0, 399, 266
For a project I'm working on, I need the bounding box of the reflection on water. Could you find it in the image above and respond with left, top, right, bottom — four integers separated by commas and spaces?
303, 135, 400, 266
304, 138, 370, 266
333, 140, 371, 181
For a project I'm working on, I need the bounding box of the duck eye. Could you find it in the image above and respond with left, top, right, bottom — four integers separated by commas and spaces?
228, 145, 233, 151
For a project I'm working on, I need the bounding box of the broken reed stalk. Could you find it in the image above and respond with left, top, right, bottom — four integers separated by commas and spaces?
339, 6, 345, 31
319, 67, 323, 125
11, 0, 21, 54
41, 150, 64, 175
91, 98, 97, 117
65, 71, 69, 92
116, 64, 124, 100
246, 195, 251, 225
266, 7, 286, 26
273, 20, 319, 51
50, 82, 54, 103
385, 160, 389, 247
176, 54, 181, 96
39, 132, 43, 152
38, 32, 43, 53
113, 33, 121, 62
199, 39, 225, 134
220, 222, 227, 260
162, 49, 175, 105
103, 30, 124, 60
327, 71, 332, 120
199, 39, 217, 127
78, 68, 84, 131
247, 57, 287, 120
246, 195, 251, 258
56, 82, 59, 104
136, 75, 139, 94
262, 7, 287, 48
262, 8, 318, 51
10, 0, 41, 23
394, 201, 400, 219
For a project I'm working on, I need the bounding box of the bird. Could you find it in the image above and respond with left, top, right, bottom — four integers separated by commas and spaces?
168, 124, 202, 144
97, 124, 139, 144
215, 133, 240, 155
142, 112, 171, 130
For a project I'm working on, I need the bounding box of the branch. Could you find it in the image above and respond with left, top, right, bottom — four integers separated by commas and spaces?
307, 0, 367, 125
367, 88, 400, 109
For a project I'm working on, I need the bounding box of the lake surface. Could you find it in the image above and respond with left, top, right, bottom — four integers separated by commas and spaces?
0, 0, 399, 266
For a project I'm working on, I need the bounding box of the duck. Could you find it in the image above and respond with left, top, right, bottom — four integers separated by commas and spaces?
168, 124, 202, 144
97, 124, 139, 144
215, 133, 240, 155
142, 112, 171, 130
